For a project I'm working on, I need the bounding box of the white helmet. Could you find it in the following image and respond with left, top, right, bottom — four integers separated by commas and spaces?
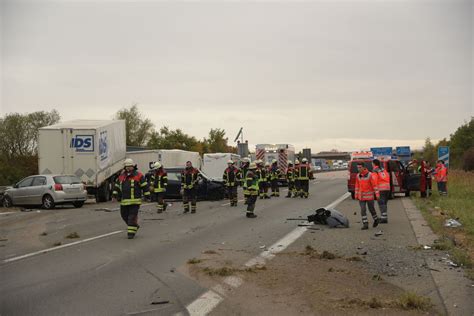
242, 157, 250, 163
124, 158, 134, 167
302, 158, 308, 163
227, 160, 234, 164
249, 162, 257, 170
153, 161, 162, 169
265, 162, 270, 167
295, 159, 300, 164
272, 159, 277, 164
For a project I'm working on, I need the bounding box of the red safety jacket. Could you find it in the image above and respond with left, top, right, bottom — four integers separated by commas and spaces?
372, 167, 390, 191
434, 164, 448, 182
355, 169, 379, 201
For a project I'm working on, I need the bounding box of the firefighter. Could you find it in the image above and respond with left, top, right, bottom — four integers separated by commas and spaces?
434, 160, 448, 195
112, 158, 150, 239
264, 162, 271, 198
181, 161, 199, 213
256, 160, 268, 199
269, 159, 281, 197
355, 162, 380, 230
245, 162, 259, 218
293, 159, 300, 198
286, 161, 295, 198
150, 161, 168, 213
298, 158, 310, 198
372, 159, 390, 223
240, 158, 250, 204
223, 160, 241, 206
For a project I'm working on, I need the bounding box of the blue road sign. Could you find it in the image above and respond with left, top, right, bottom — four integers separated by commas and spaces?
396, 146, 411, 156
438, 146, 450, 168
370, 147, 393, 157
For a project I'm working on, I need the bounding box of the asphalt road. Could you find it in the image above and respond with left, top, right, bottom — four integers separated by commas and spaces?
0, 172, 348, 315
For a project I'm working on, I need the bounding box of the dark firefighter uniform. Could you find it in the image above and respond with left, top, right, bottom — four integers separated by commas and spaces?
297, 159, 310, 198
286, 162, 296, 198
245, 163, 259, 218
257, 162, 270, 199
269, 161, 281, 197
240, 159, 250, 205
223, 162, 241, 206
181, 166, 199, 213
113, 165, 150, 239
151, 162, 168, 213
293, 160, 301, 198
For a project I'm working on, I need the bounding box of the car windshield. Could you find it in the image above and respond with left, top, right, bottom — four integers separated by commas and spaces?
350, 161, 373, 173
54, 176, 81, 184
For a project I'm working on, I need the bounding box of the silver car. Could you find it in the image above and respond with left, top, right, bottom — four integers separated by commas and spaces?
2, 175, 87, 209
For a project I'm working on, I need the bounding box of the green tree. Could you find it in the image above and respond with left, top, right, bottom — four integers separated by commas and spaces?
147, 126, 199, 151
422, 137, 437, 165
115, 104, 154, 147
448, 118, 474, 168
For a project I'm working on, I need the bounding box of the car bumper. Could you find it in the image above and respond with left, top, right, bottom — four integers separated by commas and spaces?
52, 190, 88, 203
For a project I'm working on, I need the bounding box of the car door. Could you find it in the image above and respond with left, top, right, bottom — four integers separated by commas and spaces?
30, 176, 48, 204
11, 177, 34, 205
165, 172, 181, 198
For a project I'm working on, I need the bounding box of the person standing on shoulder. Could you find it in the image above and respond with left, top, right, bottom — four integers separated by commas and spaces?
112, 158, 150, 239
293, 159, 301, 198
372, 159, 390, 223
286, 161, 295, 198
355, 162, 380, 230
181, 161, 199, 213
434, 160, 448, 196
269, 159, 281, 197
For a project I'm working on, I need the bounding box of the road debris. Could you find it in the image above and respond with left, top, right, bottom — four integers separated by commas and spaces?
95, 207, 119, 212
423, 245, 431, 250
374, 231, 384, 236
444, 218, 462, 228
151, 300, 170, 305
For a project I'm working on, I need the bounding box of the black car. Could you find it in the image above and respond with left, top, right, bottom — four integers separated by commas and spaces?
146, 168, 225, 201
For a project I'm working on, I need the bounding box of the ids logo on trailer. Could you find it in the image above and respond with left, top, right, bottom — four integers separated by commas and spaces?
70, 135, 94, 152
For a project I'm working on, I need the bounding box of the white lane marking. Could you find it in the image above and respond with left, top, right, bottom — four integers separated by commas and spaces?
0, 212, 17, 216
186, 289, 224, 316
3, 230, 123, 264
183, 191, 350, 315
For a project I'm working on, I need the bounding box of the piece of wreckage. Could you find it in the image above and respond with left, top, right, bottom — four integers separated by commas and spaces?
287, 208, 349, 228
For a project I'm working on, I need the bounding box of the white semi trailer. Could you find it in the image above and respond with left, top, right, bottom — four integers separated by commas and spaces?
38, 120, 126, 202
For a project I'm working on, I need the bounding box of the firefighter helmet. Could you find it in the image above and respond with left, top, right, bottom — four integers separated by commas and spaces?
265, 162, 270, 167
249, 162, 257, 170
227, 160, 234, 164
272, 159, 277, 164
153, 162, 162, 169
302, 158, 308, 163
295, 159, 300, 164
242, 157, 250, 163
288, 160, 293, 166
124, 158, 134, 167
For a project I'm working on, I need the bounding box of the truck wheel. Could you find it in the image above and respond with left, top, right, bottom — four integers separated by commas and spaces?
3, 195, 13, 208
351, 192, 355, 200
42, 195, 55, 209
97, 182, 110, 203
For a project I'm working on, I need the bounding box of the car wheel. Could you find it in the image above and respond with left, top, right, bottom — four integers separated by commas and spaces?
3, 195, 13, 208
73, 201, 84, 208
42, 194, 55, 209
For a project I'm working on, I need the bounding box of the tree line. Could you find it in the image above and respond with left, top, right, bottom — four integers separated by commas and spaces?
0, 105, 236, 185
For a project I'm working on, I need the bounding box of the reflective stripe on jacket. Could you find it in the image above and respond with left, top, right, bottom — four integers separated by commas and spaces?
434, 165, 448, 182
355, 170, 379, 201
223, 166, 241, 187
373, 167, 391, 191
151, 169, 168, 193
113, 170, 150, 205
246, 171, 259, 196
297, 164, 310, 180
181, 168, 199, 189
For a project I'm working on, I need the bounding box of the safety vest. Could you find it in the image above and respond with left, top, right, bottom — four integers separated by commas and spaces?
223, 166, 240, 187
151, 169, 168, 193
355, 170, 379, 201
181, 168, 199, 189
270, 165, 281, 180
113, 170, 150, 205
434, 165, 447, 182
297, 164, 310, 180
241, 167, 249, 189
246, 171, 259, 196
373, 167, 390, 191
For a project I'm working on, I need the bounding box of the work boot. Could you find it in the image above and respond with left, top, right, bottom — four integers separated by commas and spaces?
127, 233, 135, 239
373, 218, 380, 228
380, 218, 388, 224
247, 213, 257, 218
183, 209, 189, 214
361, 223, 369, 230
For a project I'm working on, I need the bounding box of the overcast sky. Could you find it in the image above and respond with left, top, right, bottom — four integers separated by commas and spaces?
1, 0, 472, 152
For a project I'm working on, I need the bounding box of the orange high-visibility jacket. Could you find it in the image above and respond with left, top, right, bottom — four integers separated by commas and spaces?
434, 165, 448, 182
355, 170, 380, 201
372, 167, 391, 191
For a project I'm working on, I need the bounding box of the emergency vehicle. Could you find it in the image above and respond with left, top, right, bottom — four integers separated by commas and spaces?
347, 151, 421, 199
255, 144, 295, 185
